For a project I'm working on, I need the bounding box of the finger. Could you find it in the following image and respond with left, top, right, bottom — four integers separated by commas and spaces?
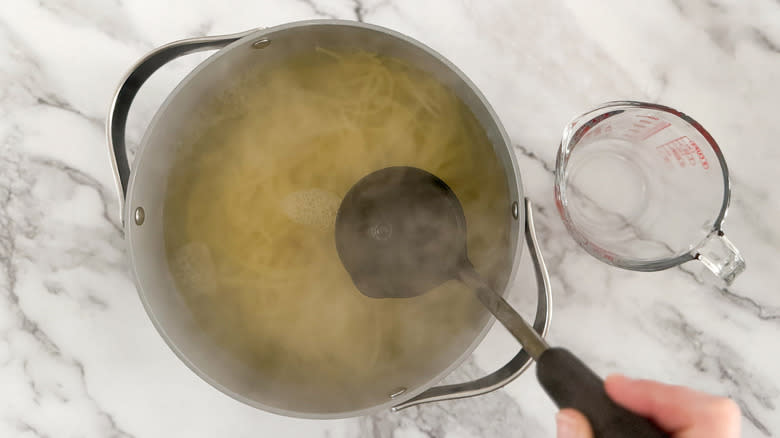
605, 374, 741, 435
605, 374, 705, 430
556, 408, 594, 438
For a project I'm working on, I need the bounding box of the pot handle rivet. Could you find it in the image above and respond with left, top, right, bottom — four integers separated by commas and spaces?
389, 387, 407, 399
134, 207, 145, 226
252, 38, 271, 49
107, 29, 257, 228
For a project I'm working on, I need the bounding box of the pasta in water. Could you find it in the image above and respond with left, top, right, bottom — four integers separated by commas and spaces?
164, 48, 511, 406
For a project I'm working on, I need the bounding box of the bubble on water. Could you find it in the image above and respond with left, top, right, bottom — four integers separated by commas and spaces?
281, 188, 341, 229
171, 242, 217, 297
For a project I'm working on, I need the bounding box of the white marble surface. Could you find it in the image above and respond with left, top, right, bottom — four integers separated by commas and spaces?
1, 0, 779, 436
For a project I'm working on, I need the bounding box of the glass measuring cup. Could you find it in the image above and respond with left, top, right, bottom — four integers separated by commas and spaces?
554, 101, 745, 284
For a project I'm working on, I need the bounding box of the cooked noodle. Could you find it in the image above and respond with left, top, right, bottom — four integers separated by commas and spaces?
164, 49, 511, 402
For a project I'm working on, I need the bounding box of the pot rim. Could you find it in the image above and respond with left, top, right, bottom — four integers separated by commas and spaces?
123, 19, 528, 418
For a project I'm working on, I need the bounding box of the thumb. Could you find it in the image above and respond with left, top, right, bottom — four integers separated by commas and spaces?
556, 409, 594, 438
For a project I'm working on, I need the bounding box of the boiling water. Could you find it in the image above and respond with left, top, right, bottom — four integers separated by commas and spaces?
163, 48, 511, 409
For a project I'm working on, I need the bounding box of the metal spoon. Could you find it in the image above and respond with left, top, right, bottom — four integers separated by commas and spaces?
335, 166, 667, 438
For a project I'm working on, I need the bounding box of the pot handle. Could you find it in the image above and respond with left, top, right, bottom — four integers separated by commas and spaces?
392, 198, 553, 411
106, 29, 257, 227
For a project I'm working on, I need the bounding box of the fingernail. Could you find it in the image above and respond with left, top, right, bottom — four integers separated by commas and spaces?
556, 411, 581, 438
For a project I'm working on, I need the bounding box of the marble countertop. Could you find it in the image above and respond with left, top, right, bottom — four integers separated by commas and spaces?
2, 0, 779, 437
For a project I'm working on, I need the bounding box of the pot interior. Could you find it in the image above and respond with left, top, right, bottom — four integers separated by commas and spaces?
126, 21, 523, 418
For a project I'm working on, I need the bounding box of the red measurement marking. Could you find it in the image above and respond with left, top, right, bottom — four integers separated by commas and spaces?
638, 120, 671, 140
619, 116, 672, 141
570, 110, 624, 145
586, 241, 616, 262
692, 142, 710, 169
656, 136, 709, 170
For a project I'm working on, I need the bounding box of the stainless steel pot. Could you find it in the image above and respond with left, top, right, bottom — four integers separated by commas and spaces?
107, 20, 552, 418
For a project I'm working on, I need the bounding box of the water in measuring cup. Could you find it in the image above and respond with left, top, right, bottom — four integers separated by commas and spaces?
565, 137, 650, 231
563, 132, 717, 262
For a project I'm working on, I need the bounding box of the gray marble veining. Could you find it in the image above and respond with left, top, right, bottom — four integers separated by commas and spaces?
1, 0, 778, 437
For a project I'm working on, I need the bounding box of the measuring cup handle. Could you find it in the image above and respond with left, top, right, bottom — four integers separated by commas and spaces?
391, 198, 553, 411
106, 29, 257, 227
694, 230, 745, 285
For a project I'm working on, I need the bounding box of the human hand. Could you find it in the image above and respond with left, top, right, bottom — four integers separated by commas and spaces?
555, 374, 741, 438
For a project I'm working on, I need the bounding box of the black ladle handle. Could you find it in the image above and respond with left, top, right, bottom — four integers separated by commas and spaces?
537, 348, 668, 438
458, 266, 667, 438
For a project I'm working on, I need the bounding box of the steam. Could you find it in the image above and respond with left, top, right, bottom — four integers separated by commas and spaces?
160, 45, 513, 415
171, 242, 217, 297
